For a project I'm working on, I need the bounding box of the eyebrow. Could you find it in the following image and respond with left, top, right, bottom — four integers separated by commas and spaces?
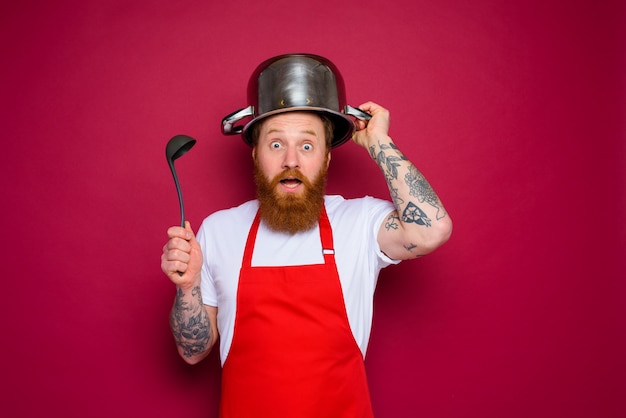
265, 128, 318, 137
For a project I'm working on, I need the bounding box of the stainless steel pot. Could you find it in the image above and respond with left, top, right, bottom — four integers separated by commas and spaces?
222, 53, 370, 148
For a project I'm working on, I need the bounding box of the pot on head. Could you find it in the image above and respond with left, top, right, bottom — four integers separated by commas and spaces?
222, 53, 370, 148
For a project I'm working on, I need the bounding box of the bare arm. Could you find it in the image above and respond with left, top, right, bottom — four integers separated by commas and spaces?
162, 222, 218, 364
352, 102, 453, 260
169, 288, 218, 364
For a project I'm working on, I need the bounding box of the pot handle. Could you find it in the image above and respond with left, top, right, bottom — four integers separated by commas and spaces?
345, 105, 372, 122
222, 106, 254, 135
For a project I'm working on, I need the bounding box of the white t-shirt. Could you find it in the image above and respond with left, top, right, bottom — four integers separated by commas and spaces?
198, 195, 399, 365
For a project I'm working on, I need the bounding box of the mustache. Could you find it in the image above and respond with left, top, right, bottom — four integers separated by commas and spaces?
269, 168, 314, 189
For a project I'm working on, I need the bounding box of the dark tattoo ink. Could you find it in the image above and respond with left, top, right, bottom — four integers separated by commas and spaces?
371, 142, 408, 183
372, 141, 446, 231
385, 213, 400, 231
404, 165, 446, 220
368, 145, 377, 161
402, 202, 432, 227
384, 155, 404, 181
403, 243, 424, 258
389, 187, 404, 209
171, 286, 210, 358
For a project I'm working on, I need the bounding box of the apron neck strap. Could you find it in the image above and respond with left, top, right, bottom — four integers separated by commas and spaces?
242, 205, 335, 267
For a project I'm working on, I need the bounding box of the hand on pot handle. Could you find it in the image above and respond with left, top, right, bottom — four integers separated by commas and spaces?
350, 101, 391, 149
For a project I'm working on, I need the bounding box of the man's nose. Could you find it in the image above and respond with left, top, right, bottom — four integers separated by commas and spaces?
282, 146, 300, 169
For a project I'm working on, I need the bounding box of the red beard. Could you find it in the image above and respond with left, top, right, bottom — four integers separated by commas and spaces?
254, 160, 328, 234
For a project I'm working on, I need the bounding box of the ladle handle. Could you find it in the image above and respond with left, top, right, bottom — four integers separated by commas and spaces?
167, 160, 186, 228
166, 160, 186, 277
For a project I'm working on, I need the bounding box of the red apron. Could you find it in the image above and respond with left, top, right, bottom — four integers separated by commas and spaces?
219, 207, 374, 418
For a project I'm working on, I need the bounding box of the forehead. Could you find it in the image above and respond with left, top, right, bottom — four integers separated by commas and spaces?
259, 112, 325, 136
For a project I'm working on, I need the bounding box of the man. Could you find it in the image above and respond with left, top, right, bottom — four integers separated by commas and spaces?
162, 58, 451, 418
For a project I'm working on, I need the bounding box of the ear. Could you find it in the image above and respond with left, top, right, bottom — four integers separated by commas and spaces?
252, 147, 257, 161
326, 151, 331, 169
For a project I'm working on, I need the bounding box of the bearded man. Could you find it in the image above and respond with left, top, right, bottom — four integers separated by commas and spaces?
252, 113, 333, 234
161, 54, 452, 418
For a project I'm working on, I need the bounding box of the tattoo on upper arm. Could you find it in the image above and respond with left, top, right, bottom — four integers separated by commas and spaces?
405, 165, 446, 220
385, 213, 400, 231
171, 286, 210, 358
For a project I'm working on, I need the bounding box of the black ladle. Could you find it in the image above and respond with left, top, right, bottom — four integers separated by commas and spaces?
166, 134, 196, 227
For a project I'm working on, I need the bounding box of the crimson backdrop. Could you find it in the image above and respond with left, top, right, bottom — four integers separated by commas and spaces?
2, 0, 625, 417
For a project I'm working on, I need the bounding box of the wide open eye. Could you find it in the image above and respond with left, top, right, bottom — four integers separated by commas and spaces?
302, 143, 313, 151
270, 141, 282, 149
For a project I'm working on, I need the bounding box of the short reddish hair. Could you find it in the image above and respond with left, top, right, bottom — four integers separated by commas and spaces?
250, 112, 334, 150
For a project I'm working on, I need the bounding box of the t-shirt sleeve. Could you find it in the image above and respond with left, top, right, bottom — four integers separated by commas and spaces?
365, 196, 402, 267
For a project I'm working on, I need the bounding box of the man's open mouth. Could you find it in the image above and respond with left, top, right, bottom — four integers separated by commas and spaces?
279, 177, 303, 189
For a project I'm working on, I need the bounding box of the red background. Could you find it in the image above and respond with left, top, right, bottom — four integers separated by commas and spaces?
2, 0, 625, 417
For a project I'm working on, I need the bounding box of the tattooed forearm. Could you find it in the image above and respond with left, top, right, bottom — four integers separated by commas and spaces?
371, 139, 447, 228
370, 142, 407, 183
170, 286, 211, 358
